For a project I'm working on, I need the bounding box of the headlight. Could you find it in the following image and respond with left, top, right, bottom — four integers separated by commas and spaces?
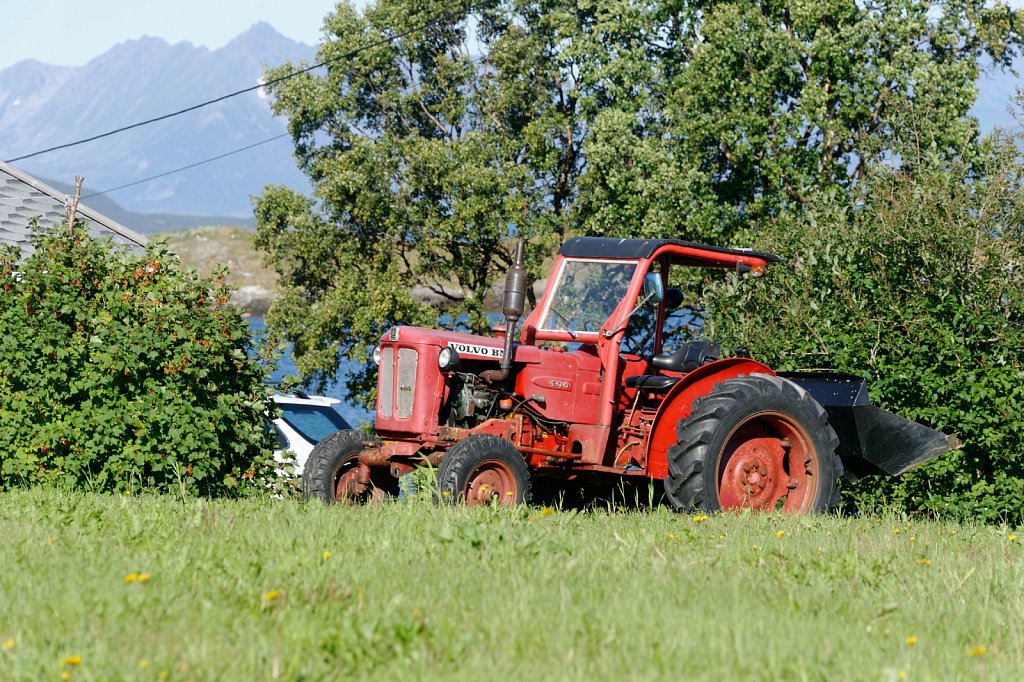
372, 345, 382, 365
438, 346, 460, 371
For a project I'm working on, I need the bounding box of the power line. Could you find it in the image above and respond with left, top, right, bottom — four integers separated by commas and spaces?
80, 133, 290, 199
4, 0, 488, 164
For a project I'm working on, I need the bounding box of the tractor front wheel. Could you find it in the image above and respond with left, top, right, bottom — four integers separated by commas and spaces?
437, 435, 532, 506
665, 374, 842, 514
302, 429, 394, 504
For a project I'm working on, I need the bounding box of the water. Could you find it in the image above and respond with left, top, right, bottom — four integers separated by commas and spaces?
248, 317, 374, 428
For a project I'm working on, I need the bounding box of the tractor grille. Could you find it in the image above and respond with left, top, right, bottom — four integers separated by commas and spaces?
396, 348, 418, 419
379, 347, 418, 420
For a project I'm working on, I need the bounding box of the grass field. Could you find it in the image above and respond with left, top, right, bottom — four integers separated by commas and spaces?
1, 489, 1020, 681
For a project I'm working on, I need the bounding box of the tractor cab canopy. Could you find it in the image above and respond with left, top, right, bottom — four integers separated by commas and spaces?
525, 237, 780, 345
557, 237, 782, 270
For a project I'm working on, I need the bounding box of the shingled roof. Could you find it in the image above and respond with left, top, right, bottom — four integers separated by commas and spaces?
0, 160, 147, 258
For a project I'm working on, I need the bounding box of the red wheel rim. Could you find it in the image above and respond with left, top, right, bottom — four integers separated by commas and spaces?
333, 457, 374, 505
464, 460, 518, 506
716, 411, 819, 512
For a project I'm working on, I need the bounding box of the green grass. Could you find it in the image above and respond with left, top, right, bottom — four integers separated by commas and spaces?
0, 489, 1020, 681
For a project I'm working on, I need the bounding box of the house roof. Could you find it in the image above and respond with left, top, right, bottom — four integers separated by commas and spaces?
0, 160, 147, 257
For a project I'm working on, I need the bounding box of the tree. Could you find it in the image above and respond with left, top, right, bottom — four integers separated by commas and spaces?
255, 0, 1024, 405
0, 223, 277, 497
703, 136, 1024, 521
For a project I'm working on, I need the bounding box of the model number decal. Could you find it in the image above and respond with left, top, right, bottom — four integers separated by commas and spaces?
447, 341, 504, 359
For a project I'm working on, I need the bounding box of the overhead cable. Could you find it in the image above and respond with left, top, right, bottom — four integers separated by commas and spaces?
80, 133, 290, 199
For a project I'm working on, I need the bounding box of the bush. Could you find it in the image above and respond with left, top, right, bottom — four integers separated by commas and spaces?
704, 144, 1024, 522
0, 221, 277, 496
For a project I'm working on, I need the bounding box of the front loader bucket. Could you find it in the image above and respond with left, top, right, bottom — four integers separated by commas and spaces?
779, 372, 960, 483
836, 404, 960, 479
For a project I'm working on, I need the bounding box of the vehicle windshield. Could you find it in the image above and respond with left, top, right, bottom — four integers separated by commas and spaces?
541, 258, 639, 334
278, 403, 351, 444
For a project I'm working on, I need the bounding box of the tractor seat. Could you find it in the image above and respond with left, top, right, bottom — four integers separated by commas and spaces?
625, 341, 721, 395
651, 340, 720, 373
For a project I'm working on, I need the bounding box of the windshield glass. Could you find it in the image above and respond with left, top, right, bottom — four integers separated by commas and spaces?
541, 259, 638, 334
278, 404, 351, 444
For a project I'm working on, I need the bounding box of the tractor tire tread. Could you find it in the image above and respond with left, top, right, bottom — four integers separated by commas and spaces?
665, 373, 842, 513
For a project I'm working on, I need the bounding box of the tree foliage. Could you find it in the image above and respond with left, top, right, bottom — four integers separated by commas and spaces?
256, 0, 1024, 404
704, 138, 1024, 521
0, 223, 277, 496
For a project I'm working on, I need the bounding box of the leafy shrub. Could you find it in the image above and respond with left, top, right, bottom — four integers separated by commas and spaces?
704, 144, 1024, 522
0, 221, 277, 496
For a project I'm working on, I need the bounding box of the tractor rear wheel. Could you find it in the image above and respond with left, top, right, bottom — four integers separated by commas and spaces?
665, 374, 842, 514
437, 435, 532, 506
302, 429, 393, 504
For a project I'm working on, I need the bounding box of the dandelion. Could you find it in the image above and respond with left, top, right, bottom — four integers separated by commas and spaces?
48, 536, 56, 543
668, 533, 677, 540
776, 530, 785, 538
905, 636, 918, 647
898, 672, 907, 680
263, 590, 281, 602
1010, 534, 1017, 542
61, 672, 71, 681
918, 558, 931, 566
139, 660, 150, 670
692, 514, 708, 522
138, 573, 150, 583
893, 528, 901, 535
2, 638, 14, 650
968, 645, 987, 657
539, 507, 555, 518
159, 672, 169, 681
63, 655, 82, 666
908, 536, 916, 542
506, 491, 513, 496
124, 573, 139, 583
323, 551, 332, 560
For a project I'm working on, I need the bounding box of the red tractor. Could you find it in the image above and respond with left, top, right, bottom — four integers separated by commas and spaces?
302, 237, 957, 512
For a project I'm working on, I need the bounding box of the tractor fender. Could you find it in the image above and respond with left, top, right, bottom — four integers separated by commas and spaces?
645, 359, 776, 480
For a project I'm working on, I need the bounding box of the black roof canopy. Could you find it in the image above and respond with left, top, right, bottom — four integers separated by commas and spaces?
557, 237, 782, 263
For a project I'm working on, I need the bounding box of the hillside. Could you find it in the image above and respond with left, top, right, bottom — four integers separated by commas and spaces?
157, 226, 276, 315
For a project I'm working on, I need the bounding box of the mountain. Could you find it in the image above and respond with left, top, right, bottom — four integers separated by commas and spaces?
0, 23, 316, 219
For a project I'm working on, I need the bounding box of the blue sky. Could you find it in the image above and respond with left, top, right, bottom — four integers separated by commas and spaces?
0, 0, 351, 71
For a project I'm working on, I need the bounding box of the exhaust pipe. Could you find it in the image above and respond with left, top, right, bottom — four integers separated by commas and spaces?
480, 241, 527, 385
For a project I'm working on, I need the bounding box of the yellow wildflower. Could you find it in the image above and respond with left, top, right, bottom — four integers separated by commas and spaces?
968, 645, 987, 657
124, 573, 139, 583
63, 655, 82, 666
1010, 534, 1017, 542
776, 530, 785, 538
918, 558, 931, 566
905, 636, 918, 647
692, 514, 708, 522
2, 638, 15, 650
138, 573, 150, 583
48, 536, 56, 543
908, 536, 916, 542
898, 672, 907, 680
263, 590, 281, 602
668, 533, 677, 540
323, 551, 332, 560
539, 507, 555, 518
139, 660, 149, 670
159, 672, 169, 681
61, 672, 71, 681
